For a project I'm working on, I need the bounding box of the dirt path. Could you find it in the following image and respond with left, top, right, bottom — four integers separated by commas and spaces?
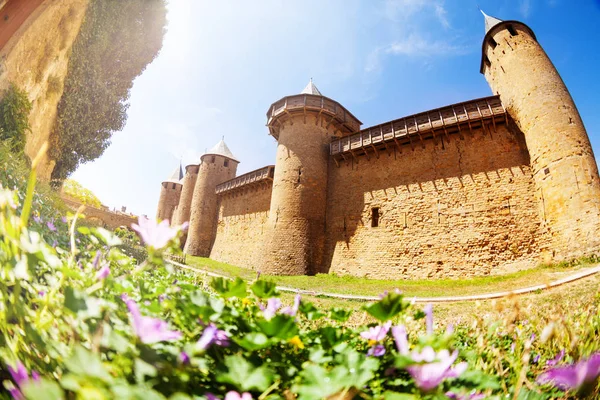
0, 0, 45, 51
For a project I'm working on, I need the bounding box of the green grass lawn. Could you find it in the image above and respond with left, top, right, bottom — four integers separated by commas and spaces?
185, 255, 597, 298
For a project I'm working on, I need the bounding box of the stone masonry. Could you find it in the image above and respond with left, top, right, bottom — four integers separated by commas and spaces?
155, 12, 600, 279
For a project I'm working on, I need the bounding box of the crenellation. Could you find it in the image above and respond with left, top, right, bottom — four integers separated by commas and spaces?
154, 12, 600, 279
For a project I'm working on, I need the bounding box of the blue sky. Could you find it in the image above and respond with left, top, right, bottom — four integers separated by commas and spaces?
71, 0, 600, 217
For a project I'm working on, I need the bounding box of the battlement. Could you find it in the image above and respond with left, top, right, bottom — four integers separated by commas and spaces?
330, 96, 506, 160
216, 165, 275, 195
267, 93, 362, 139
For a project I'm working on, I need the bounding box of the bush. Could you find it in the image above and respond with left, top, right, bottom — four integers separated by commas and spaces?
0, 83, 32, 154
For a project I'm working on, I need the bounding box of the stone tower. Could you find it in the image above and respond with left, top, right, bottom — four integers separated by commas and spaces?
480, 11, 600, 259
156, 164, 183, 223
173, 162, 199, 227
184, 140, 238, 256
262, 80, 361, 275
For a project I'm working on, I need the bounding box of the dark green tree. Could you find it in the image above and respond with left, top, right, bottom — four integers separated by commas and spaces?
0, 84, 32, 154
50, 0, 167, 182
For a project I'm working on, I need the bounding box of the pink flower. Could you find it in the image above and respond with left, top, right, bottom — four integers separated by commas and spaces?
225, 391, 253, 400
406, 348, 467, 392
424, 303, 433, 335
260, 298, 282, 320
96, 264, 110, 280
281, 294, 301, 316
446, 390, 486, 400
360, 321, 392, 342
131, 216, 179, 250
537, 352, 600, 393
124, 297, 182, 344
392, 325, 467, 392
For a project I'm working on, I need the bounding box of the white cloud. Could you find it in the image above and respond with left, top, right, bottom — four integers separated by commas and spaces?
365, 33, 467, 72
384, 0, 451, 28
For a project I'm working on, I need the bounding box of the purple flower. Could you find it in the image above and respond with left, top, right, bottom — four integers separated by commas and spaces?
424, 303, 433, 335
391, 325, 409, 354
33, 215, 41, 224
8, 362, 28, 387
96, 264, 110, 280
367, 344, 386, 357
47, 221, 56, 232
533, 354, 541, 364
392, 325, 467, 392
124, 298, 182, 344
131, 216, 179, 250
225, 392, 253, 400
179, 351, 190, 365
158, 294, 166, 303
547, 349, 566, 366
92, 251, 102, 269
360, 321, 392, 342
61, 216, 68, 224
205, 394, 219, 400
537, 353, 600, 393
445, 390, 486, 400
38, 291, 45, 297
197, 323, 230, 350
7, 361, 39, 400
260, 297, 282, 320
281, 294, 301, 316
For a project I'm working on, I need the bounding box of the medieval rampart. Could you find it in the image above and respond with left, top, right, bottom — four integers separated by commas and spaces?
210, 166, 274, 270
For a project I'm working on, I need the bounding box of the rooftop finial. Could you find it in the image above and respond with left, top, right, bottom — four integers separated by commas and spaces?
480, 9, 504, 34
301, 78, 322, 96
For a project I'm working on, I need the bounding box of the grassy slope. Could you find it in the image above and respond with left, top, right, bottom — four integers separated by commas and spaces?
186, 255, 596, 298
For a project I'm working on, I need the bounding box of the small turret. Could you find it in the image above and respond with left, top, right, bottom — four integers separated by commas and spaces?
184, 139, 239, 256
172, 161, 200, 228
262, 80, 361, 275
156, 164, 183, 223
480, 10, 600, 259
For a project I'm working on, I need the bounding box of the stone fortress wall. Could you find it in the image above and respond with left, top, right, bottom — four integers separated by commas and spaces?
155, 12, 600, 279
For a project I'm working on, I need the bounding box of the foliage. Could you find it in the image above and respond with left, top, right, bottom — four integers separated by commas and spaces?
0, 84, 32, 154
61, 179, 102, 208
50, 0, 167, 182
1, 165, 600, 399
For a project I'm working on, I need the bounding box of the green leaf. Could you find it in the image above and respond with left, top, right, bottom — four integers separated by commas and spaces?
256, 315, 298, 339
236, 332, 271, 351
292, 364, 345, 399
363, 291, 408, 321
250, 280, 279, 298
22, 378, 64, 400
329, 307, 352, 322
217, 355, 274, 392
383, 392, 418, 400
210, 277, 247, 298
298, 301, 324, 320
64, 286, 87, 314
135, 358, 157, 384
91, 227, 122, 247
64, 345, 113, 383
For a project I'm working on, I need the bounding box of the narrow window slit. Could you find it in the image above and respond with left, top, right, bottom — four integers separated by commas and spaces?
371, 207, 380, 227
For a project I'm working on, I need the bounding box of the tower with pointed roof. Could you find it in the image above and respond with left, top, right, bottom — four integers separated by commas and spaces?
172, 161, 200, 229
156, 164, 184, 222
184, 139, 239, 256
262, 80, 362, 275
480, 10, 600, 259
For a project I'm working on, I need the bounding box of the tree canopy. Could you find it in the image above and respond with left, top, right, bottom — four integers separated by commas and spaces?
0, 84, 32, 154
50, 0, 167, 182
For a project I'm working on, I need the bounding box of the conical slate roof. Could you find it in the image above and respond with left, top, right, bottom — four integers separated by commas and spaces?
204, 139, 238, 162
480, 9, 503, 34
164, 164, 183, 184
300, 78, 322, 96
